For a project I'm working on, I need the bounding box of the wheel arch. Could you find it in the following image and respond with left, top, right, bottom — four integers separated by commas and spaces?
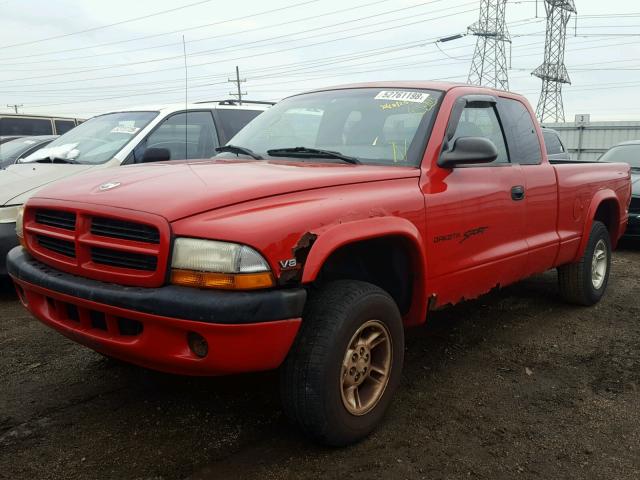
301, 217, 428, 326
574, 190, 621, 262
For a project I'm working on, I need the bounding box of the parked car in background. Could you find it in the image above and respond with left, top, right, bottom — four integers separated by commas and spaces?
542, 127, 571, 161
0, 114, 83, 136
6, 82, 631, 446
0, 135, 23, 145
0, 99, 272, 275
598, 140, 640, 239
0, 135, 58, 169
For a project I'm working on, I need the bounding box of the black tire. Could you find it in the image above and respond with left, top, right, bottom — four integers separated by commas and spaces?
280, 280, 404, 446
558, 220, 611, 306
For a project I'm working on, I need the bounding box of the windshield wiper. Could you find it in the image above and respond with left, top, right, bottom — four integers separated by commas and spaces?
215, 145, 263, 160
267, 147, 361, 165
32, 157, 78, 164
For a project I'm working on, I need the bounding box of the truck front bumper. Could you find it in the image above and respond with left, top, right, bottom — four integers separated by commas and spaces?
0, 223, 19, 276
7, 247, 305, 376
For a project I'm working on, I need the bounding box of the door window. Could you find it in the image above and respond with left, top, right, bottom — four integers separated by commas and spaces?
450, 106, 509, 164
143, 111, 219, 161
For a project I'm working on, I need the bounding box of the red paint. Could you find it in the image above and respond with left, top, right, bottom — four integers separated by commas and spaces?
14, 277, 301, 376
14, 82, 632, 373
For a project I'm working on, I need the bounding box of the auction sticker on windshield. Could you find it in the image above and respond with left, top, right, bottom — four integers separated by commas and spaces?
374, 91, 430, 103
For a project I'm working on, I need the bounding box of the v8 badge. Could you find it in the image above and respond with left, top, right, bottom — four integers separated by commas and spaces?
279, 258, 298, 270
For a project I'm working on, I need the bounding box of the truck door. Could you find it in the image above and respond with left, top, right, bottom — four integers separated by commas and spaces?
497, 97, 559, 276
423, 95, 528, 305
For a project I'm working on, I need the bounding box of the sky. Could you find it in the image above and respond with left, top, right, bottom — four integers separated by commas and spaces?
0, 0, 639, 121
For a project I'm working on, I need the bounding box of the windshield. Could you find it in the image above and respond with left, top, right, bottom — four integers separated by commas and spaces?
227, 88, 442, 166
599, 145, 640, 168
20, 111, 158, 165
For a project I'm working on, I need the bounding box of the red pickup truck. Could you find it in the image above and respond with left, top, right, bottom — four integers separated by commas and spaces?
7, 82, 632, 446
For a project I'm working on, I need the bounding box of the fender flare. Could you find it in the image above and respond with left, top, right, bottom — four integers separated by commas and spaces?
573, 189, 621, 262
301, 216, 426, 283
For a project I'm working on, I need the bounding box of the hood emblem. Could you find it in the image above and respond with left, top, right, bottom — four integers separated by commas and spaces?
99, 181, 121, 191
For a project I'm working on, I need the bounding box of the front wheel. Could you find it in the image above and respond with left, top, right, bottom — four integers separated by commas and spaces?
280, 280, 404, 446
558, 220, 612, 306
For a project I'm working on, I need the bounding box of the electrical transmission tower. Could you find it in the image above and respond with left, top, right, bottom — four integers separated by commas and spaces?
532, 0, 577, 123
467, 0, 511, 90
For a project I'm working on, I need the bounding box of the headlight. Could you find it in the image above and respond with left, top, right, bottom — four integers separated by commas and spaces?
15, 206, 25, 240
0, 205, 21, 224
170, 238, 274, 290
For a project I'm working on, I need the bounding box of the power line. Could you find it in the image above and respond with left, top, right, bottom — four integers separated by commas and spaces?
0, 0, 219, 49
0, 4, 479, 86
0, 0, 471, 80
0, 0, 322, 61
0, 0, 389, 66
0, 0, 456, 72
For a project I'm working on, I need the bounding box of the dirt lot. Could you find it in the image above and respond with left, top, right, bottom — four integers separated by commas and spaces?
1, 245, 639, 480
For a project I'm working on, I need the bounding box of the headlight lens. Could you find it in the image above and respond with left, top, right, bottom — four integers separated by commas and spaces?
170, 238, 274, 290
0, 205, 21, 224
15, 206, 25, 239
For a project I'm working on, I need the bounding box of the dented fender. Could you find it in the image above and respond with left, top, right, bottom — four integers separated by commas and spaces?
301, 216, 426, 283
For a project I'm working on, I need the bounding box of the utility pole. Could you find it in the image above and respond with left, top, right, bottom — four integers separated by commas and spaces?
532, 0, 577, 123
467, 0, 511, 90
228, 66, 246, 105
7, 104, 23, 114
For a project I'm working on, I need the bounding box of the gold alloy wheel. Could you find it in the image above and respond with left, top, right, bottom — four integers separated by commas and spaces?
340, 319, 393, 416
591, 239, 608, 290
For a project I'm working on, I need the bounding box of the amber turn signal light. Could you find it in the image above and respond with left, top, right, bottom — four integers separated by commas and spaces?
171, 269, 275, 290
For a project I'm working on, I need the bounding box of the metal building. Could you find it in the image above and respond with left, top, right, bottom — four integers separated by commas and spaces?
543, 119, 640, 161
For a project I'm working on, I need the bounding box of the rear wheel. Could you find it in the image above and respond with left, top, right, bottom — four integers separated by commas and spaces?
280, 280, 404, 446
558, 220, 611, 306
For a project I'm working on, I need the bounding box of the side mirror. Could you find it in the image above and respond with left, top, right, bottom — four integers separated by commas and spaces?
438, 137, 498, 168
141, 147, 171, 163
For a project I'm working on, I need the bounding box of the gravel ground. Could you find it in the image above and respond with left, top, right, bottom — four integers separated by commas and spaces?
1, 244, 638, 480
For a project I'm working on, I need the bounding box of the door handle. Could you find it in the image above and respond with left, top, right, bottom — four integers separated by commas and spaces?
511, 185, 525, 201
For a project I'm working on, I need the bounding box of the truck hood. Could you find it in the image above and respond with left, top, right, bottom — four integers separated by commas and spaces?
0, 163, 95, 206
33, 159, 420, 222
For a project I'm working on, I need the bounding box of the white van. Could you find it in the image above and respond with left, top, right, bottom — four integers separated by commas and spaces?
0, 100, 272, 274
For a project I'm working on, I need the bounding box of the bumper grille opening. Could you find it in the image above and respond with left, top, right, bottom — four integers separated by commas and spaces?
90, 311, 107, 331
118, 317, 144, 336
630, 197, 640, 213
66, 304, 80, 322
91, 247, 157, 271
37, 235, 76, 258
91, 217, 160, 244
35, 209, 76, 230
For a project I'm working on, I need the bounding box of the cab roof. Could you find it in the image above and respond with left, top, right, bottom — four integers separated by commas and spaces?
294, 81, 520, 99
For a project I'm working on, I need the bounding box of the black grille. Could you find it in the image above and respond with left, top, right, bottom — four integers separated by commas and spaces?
91, 247, 157, 271
630, 196, 640, 213
37, 235, 76, 258
35, 209, 76, 230
91, 217, 160, 244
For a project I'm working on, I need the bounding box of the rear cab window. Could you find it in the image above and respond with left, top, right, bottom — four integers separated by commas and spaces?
497, 98, 542, 165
